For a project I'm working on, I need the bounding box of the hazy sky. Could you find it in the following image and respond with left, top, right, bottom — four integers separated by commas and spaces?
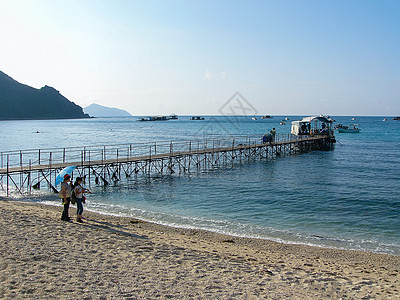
1, 0, 399, 116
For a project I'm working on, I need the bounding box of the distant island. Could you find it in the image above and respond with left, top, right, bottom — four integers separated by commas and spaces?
0, 70, 89, 120
84, 103, 132, 117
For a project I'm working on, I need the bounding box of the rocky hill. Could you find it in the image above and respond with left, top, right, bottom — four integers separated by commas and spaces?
0, 71, 89, 120
84, 103, 132, 117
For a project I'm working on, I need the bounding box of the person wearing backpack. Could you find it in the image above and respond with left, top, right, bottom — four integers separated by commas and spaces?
73, 177, 90, 223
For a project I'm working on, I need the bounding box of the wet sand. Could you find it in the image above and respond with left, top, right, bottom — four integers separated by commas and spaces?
0, 199, 399, 299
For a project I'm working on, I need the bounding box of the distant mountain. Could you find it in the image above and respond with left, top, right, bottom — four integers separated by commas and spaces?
0, 70, 89, 120
84, 103, 132, 117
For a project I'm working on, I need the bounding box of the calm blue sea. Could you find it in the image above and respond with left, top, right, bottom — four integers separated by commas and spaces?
1, 116, 399, 255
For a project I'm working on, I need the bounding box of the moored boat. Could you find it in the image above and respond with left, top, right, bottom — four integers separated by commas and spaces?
138, 116, 169, 121
336, 124, 360, 133
190, 116, 205, 120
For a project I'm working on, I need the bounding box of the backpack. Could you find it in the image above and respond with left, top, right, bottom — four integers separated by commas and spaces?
71, 190, 77, 205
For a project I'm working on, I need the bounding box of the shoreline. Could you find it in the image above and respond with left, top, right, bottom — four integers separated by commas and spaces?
43, 199, 399, 257
1, 199, 399, 299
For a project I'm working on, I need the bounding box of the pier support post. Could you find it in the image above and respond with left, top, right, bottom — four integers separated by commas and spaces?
6, 155, 9, 197
28, 160, 32, 194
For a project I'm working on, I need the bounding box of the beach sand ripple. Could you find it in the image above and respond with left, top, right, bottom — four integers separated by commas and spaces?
0, 200, 399, 299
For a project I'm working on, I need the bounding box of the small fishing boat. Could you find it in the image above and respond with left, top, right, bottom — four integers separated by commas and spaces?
261, 115, 272, 119
351, 117, 356, 121
138, 116, 169, 121
138, 117, 150, 121
336, 124, 360, 133
252, 117, 257, 120
190, 116, 205, 120
280, 121, 286, 125
383, 118, 387, 122
285, 117, 289, 120
393, 117, 400, 120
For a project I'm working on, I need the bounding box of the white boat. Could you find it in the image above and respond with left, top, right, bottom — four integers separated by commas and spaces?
252, 117, 257, 120
383, 118, 387, 122
336, 124, 360, 133
280, 121, 286, 125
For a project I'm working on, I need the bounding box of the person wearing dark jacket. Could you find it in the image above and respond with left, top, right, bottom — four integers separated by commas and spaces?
60, 174, 72, 221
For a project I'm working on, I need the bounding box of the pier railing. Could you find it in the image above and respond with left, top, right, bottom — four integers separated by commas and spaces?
0, 133, 336, 196
0, 134, 315, 171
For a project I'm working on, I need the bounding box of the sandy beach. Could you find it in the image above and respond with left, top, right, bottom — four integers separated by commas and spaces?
0, 200, 399, 299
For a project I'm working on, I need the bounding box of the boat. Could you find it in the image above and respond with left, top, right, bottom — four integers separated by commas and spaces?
338, 127, 360, 133
393, 117, 400, 120
138, 116, 169, 121
280, 121, 286, 125
261, 115, 272, 119
138, 117, 150, 121
383, 118, 387, 122
336, 124, 360, 133
190, 116, 205, 120
252, 117, 257, 120
351, 117, 356, 121
168, 114, 178, 120
285, 117, 289, 120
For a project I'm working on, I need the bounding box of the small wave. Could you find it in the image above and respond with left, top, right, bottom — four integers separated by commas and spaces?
35, 198, 400, 256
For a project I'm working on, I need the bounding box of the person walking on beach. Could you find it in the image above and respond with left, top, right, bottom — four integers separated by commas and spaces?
73, 177, 90, 223
60, 174, 72, 221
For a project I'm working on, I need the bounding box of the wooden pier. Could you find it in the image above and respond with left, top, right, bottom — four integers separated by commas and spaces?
0, 134, 335, 197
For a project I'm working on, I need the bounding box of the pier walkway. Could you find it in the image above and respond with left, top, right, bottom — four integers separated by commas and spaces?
0, 134, 335, 196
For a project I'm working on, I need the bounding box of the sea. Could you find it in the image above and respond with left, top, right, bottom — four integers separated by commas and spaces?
1, 116, 399, 255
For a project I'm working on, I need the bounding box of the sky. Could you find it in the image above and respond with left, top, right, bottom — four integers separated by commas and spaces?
1, 0, 399, 116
